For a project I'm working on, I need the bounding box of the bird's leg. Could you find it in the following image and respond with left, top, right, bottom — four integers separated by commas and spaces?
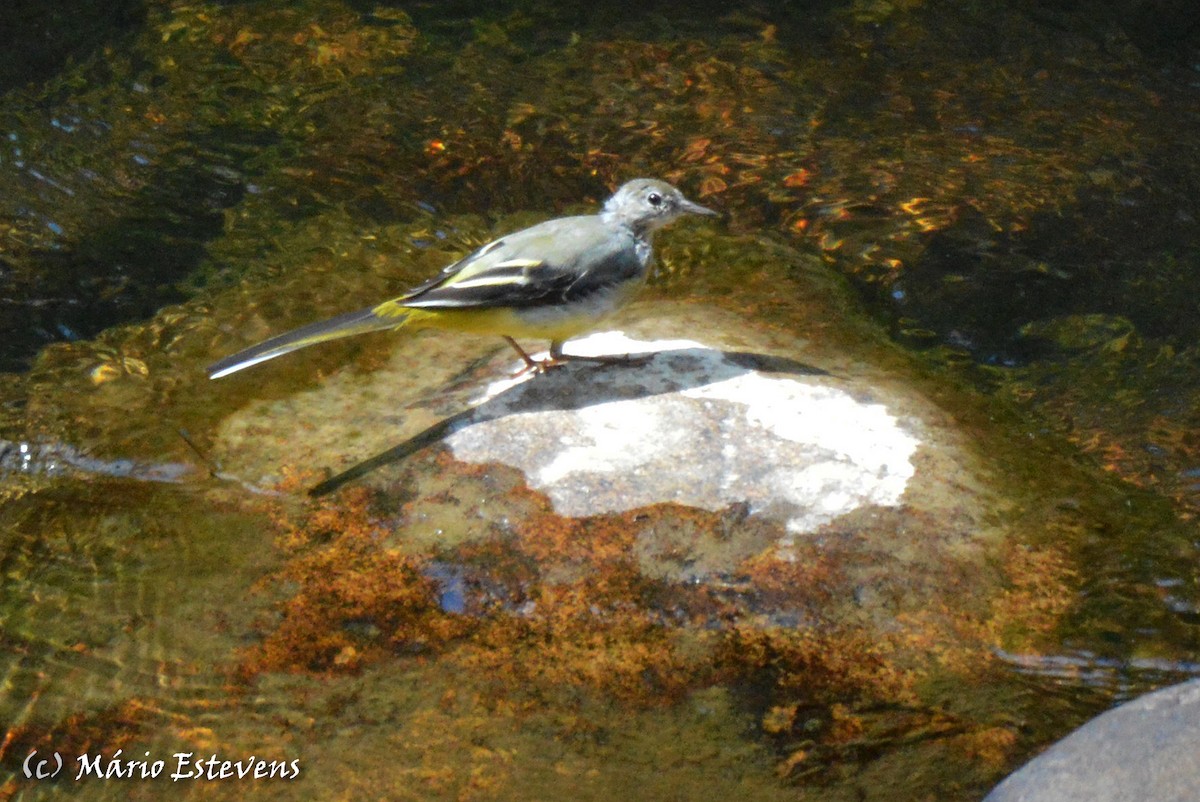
503, 336, 543, 375
503, 338, 650, 376
548, 340, 652, 367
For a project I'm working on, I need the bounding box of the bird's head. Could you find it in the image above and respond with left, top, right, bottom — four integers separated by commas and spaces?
601, 178, 718, 234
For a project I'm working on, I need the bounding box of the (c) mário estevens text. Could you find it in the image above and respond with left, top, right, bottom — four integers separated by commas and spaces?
72, 750, 301, 781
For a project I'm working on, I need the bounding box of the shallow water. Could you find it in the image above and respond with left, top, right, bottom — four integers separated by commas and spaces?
2, 1, 1200, 800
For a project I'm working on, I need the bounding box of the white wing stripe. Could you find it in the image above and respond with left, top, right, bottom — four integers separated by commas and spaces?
448, 273, 530, 289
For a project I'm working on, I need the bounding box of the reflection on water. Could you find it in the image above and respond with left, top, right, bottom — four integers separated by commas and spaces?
2, 0, 1200, 799
998, 650, 1200, 702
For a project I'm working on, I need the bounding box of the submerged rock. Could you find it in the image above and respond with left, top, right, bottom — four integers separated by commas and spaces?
212, 300, 997, 583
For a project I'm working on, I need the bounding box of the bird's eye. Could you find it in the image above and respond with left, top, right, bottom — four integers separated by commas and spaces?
647, 192, 662, 207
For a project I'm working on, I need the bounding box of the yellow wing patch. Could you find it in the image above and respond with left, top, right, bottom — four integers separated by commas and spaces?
372, 299, 410, 319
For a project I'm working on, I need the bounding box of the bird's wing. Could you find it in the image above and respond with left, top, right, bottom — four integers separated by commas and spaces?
372, 216, 641, 318
208, 217, 641, 379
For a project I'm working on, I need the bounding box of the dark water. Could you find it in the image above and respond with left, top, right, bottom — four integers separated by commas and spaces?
2, 1, 1199, 800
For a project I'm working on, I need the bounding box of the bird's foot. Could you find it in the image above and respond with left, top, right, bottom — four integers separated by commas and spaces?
510, 358, 563, 378
504, 337, 651, 377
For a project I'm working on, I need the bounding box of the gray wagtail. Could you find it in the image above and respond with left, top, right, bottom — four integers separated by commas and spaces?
207, 178, 718, 379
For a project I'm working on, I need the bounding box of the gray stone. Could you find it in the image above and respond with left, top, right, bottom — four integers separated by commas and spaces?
985, 679, 1200, 802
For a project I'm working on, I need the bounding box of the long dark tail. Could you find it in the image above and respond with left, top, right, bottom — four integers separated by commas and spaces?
207, 306, 405, 379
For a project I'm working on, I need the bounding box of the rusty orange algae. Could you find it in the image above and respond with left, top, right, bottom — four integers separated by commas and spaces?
891, 537, 1078, 680
713, 529, 1077, 781
239, 480, 467, 678
454, 571, 715, 706
235, 460, 1071, 784
953, 725, 1021, 770
447, 500, 716, 704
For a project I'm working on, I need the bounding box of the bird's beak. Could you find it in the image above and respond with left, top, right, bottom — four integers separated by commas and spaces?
680, 197, 720, 217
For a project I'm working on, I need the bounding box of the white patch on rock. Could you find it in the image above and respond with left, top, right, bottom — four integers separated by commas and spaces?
446, 332, 921, 536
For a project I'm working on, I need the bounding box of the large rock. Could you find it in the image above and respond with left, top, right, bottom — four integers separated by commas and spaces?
212, 302, 990, 564
985, 679, 1200, 802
